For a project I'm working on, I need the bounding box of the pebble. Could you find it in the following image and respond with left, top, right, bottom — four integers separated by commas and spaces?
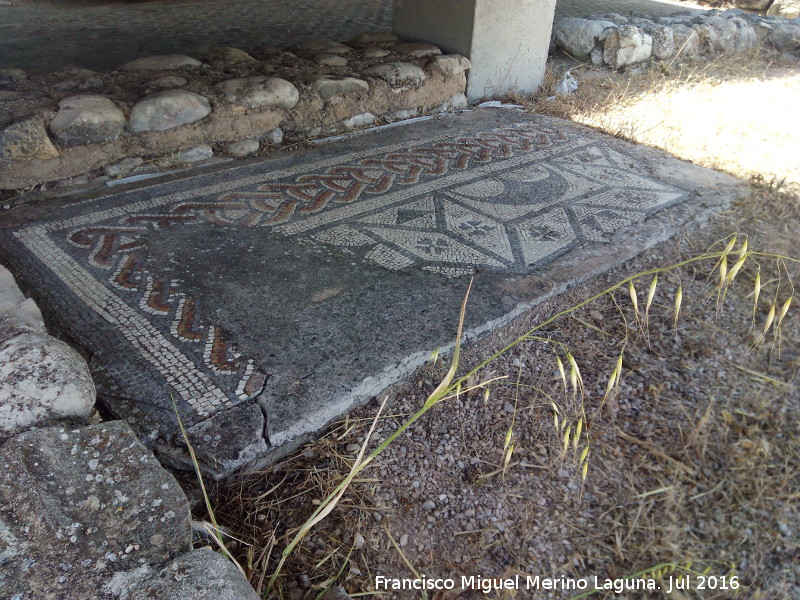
362, 48, 392, 59
103, 157, 144, 178
176, 144, 213, 163
226, 138, 259, 156
422, 500, 436, 511
353, 533, 365, 549
342, 112, 375, 129
427, 54, 472, 76
314, 53, 348, 67
206, 45, 258, 64
399, 533, 408, 547
264, 127, 283, 145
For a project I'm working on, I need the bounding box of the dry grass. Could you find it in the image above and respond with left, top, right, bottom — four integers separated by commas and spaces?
201, 52, 800, 599
211, 211, 800, 599
527, 51, 800, 194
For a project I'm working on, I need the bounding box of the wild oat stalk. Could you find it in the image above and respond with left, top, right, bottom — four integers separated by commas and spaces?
260, 239, 796, 592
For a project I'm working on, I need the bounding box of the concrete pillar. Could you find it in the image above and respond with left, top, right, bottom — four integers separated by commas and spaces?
393, 0, 557, 102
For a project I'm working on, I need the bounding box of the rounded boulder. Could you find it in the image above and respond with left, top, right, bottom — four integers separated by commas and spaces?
49, 95, 126, 146
128, 90, 211, 133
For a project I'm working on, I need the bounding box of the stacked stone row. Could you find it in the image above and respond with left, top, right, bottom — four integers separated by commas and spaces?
553, 7, 800, 70
0, 33, 470, 188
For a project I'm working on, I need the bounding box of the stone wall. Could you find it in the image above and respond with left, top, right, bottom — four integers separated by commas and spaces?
0, 34, 470, 190
552, 7, 800, 70
1, 263, 95, 439
0, 263, 260, 599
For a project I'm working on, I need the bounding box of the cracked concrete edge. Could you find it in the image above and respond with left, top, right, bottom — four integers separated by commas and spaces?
255, 148, 745, 466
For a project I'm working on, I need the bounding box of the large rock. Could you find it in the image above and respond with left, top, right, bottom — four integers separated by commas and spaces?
206, 45, 258, 64
427, 54, 472, 76
602, 25, 653, 68
215, 76, 299, 109
768, 22, 800, 52
350, 32, 399, 44
295, 39, 353, 54
768, 0, 800, 18
0, 115, 59, 161
363, 62, 426, 86
394, 42, 442, 58
112, 548, 260, 600
120, 54, 202, 71
587, 12, 629, 25
650, 25, 676, 59
0, 325, 96, 436
306, 74, 369, 99
0, 67, 27, 85
692, 22, 720, 54
704, 16, 739, 52
629, 16, 657, 30
731, 17, 759, 51
670, 24, 702, 59
145, 75, 188, 91
49, 94, 126, 146
128, 90, 211, 133
0, 422, 193, 599
735, 0, 774, 9
315, 53, 349, 66
553, 18, 617, 59
362, 47, 391, 58
658, 14, 699, 26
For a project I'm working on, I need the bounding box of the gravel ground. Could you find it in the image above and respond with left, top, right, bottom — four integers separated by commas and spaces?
209, 53, 800, 600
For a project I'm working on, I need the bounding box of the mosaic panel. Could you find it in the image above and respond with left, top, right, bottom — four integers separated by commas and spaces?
10, 120, 686, 423
287, 141, 686, 276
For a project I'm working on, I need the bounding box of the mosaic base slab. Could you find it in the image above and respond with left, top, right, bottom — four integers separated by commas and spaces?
0, 109, 739, 478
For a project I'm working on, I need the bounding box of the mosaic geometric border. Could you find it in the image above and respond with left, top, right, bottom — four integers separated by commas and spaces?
12, 120, 687, 423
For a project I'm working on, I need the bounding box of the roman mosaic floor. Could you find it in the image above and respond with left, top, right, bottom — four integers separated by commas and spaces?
0, 109, 739, 477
